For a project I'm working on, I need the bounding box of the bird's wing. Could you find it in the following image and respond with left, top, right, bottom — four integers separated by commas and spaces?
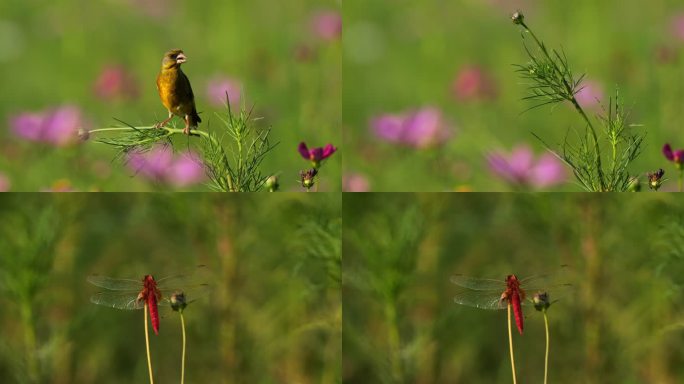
178, 69, 195, 102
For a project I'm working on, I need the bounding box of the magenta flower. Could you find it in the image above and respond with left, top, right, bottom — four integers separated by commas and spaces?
0, 172, 10, 192
487, 145, 567, 189
371, 106, 452, 149
310, 10, 341, 41
206, 76, 242, 107
343, 173, 370, 192
575, 80, 604, 109
10, 105, 85, 146
451, 66, 497, 101
663, 143, 684, 169
298, 142, 337, 168
127, 145, 205, 187
671, 13, 684, 41
93, 65, 139, 101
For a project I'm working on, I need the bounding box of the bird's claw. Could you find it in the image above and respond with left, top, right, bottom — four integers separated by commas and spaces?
183, 127, 191, 135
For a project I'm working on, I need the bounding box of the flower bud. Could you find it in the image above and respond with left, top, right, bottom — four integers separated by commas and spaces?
647, 169, 665, 191
170, 291, 187, 313
78, 128, 90, 141
511, 11, 524, 25
266, 175, 279, 192
532, 292, 550, 312
299, 168, 318, 190
627, 176, 641, 192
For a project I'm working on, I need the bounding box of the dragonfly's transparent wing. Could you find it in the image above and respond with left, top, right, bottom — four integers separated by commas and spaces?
453, 289, 507, 310
521, 283, 575, 306
87, 275, 143, 291
518, 265, 571, 289
518, 265, 574, 303
90, 291, 144, 310
155, 265, 208, 289
159, 283, 211, 304
450, 274, 506, 290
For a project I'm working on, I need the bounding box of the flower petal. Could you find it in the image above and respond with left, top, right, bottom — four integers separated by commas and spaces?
663, 143, 674, 161
322, 143, 337, 159
298, 142, 311, 160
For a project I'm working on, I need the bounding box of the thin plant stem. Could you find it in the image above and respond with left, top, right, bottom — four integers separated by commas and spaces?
507, 303, 517, 384
519, 20, 605, 191
543, 310, 550, 384
144, 304, 155, 384
679, 170, 683, 192
385, 302, 402, 382
180, 312, 186, 384
20, 302, 39, 382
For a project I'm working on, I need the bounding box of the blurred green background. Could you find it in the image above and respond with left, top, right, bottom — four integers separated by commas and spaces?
0, 0, 341, 191
343, 193, 684, 383
343, 0, 684, 191
0, 193, 341, 383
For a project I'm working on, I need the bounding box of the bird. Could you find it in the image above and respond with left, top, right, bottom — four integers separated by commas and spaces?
155, 49, 201, 135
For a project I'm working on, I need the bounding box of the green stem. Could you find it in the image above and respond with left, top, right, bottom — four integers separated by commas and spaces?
144, 304, 155, 384
385, 302, 402, 382
543, 310, 550, 384
20, 302, 39, 382
180, 312, 186, 384
507, 303, 517, 384
520, 21, 605, 191
679, 170, 683, 193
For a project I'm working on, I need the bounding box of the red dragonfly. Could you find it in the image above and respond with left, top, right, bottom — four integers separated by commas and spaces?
87, 265, 209, 335
450, 269, 571, 335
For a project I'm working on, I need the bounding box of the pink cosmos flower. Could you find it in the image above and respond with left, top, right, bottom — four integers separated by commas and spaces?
451, 66, 497, 101
310, 10, 341, 41
663, 143, 684, 169
10, 105, 85, 146
298, 142, 337, 168
371, 106, 453, 149
206, 76, 242, 107
127, 145, 205, 187
671, 13, 684, 41
575, 80, 604, 109
343, 173, 370, 192
487, 145, 567, 189
93, 65, 139, 101
0, 172, 10, 192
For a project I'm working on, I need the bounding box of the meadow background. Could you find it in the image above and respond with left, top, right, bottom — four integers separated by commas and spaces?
0, 193, 341, 383
343, 0, 684, 191
343, 193, 684, 383
0, 0, 341, 191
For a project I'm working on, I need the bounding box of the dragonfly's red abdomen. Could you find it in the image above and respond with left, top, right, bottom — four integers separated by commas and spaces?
143, 275, 161, 335
506, 274, 525, 335
511, 291, 524, 334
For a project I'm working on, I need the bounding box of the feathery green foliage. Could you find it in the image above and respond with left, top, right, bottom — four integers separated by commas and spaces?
513, 13, 644, 191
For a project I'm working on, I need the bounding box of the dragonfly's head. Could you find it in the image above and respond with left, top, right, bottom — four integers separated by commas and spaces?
143, 274, 155, 284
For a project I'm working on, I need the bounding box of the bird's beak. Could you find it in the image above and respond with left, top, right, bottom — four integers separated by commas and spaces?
176, 53, 187, 64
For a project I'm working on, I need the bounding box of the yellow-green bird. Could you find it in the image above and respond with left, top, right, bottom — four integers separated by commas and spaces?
155, 49, 201, 135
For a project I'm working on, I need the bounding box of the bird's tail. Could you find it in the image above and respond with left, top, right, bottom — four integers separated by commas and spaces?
189, 108, 202, 126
